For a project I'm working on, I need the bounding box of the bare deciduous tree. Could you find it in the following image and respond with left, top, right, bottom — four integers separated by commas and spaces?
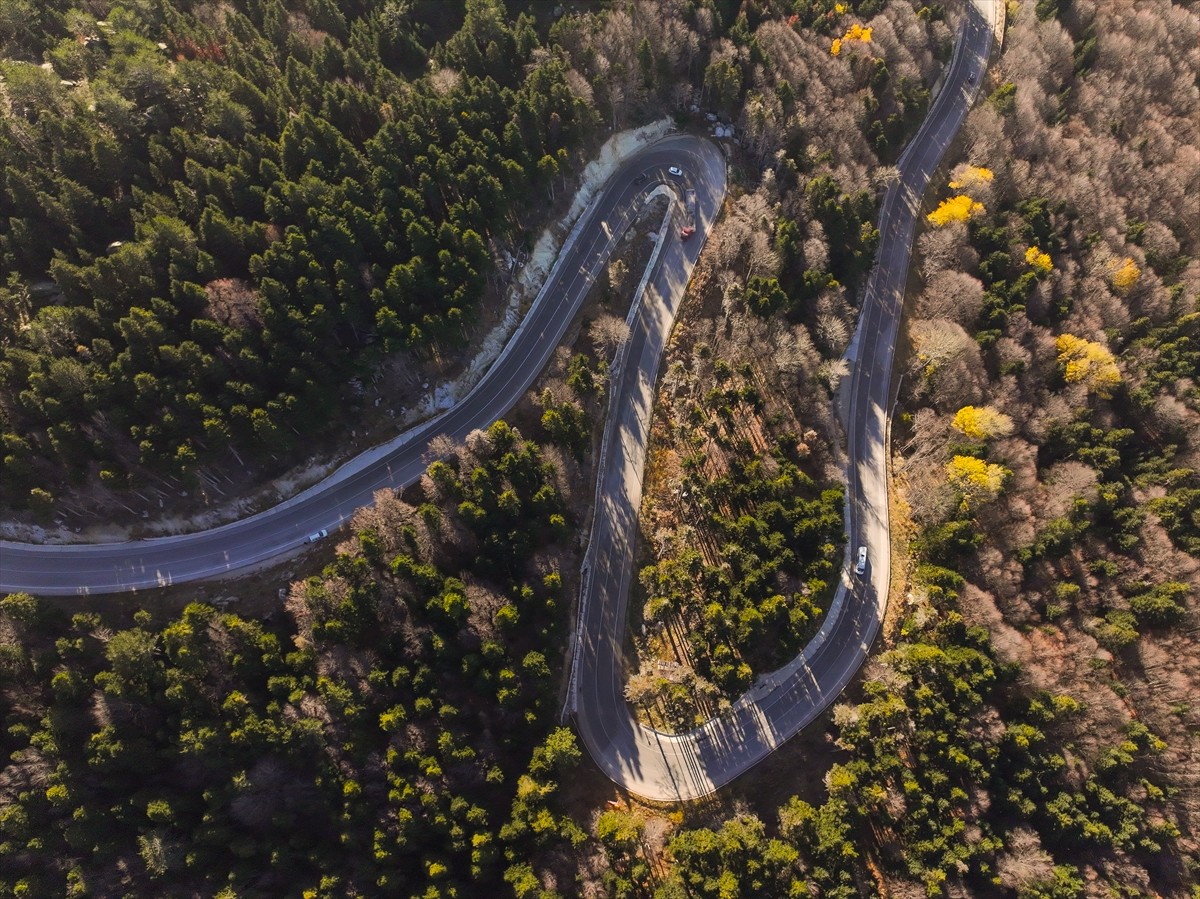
204, 278, 261, 329
423, 433, 458, 463
917, 270, 985, 327
463, 427, 495, 463
815, 313, 849, 357
624, 671, 661, 706
428, 67, 460, 96
1039, 461, 1099, 521
589, 313, 631, 360
607, 258, 629, 296
908, 318, 974, 373
996, 827, 1055, 892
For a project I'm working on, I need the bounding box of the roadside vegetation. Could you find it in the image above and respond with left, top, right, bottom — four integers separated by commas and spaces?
630, 302, 845, 727
886, 0, 1200, 890
409, 2, 1200, 897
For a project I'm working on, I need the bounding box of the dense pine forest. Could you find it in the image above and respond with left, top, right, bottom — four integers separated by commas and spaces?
0, 0, 593, 514
3, 0, 1199, 897
0, 422, 591, 896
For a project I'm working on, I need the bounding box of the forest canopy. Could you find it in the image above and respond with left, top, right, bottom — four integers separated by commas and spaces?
0, 0, 595, 507
5, 0, 1198, 896
0, 422, 584, 897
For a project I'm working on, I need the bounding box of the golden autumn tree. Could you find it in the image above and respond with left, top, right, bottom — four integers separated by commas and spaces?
831, 22, 872, 55
949, 165, 995, 190
928, 195, 985, 227
1025, 246, 1053, 272
1108, 257, 1140, 294
1055, 334, 1121, 397
952, 405, 1015, 440
945, 455, 1009, 510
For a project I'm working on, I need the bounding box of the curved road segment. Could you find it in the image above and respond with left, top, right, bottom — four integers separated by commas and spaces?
0, 136, 722, 596
2, 0, 999, 804
570, 0, 999, 801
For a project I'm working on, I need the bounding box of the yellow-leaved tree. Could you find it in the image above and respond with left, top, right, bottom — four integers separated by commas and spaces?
927, 195, 984, 227
948, 165, 995, 190
831, 22, 872, 54
1108, 257, 1140, 294
1025, 246, 1053, 272
952, 405, 1015, 440
945, 455, 1009, 510
1055, 334, 1121, 397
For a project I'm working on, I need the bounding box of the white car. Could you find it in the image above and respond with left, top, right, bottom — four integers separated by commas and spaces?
668, 166, 683, 177
306, 529, 329, 544
855, 546, 867, 575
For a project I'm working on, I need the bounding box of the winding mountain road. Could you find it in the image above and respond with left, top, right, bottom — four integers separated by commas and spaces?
1, 0, 999, 805
569, 0, 999, 801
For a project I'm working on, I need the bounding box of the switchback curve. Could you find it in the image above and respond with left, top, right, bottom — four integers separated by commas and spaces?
570, 0, 1001, 801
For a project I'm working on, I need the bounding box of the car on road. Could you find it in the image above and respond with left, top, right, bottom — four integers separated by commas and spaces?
632, 173, 648, 185
667, 166, 683, 177
306, 529, 329, 544
968, 72, 976, 84
855, 545, 867, 575
680, 187, 697, 239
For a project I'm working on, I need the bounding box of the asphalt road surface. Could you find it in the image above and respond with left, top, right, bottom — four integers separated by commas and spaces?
570, 0, 1000, 801
0, 135, 725, 596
